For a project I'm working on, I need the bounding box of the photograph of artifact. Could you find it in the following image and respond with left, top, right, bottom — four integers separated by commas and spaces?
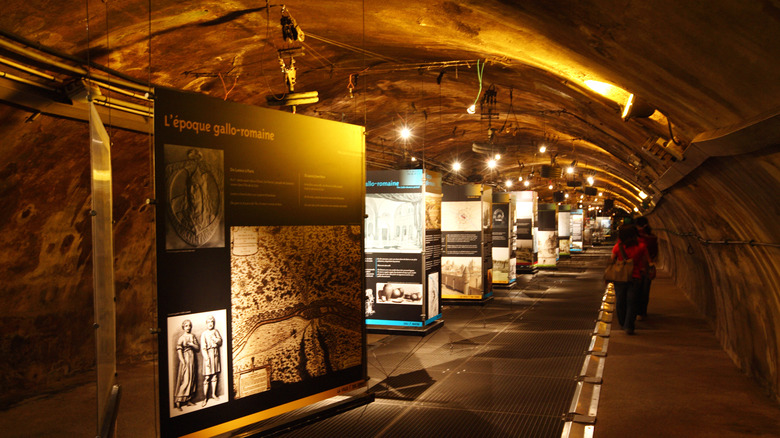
230, 225, 363, 399
166, 310, 229, 417
164, 144, 225, 250
365, 193, 423, 252
375, 282, 423, 305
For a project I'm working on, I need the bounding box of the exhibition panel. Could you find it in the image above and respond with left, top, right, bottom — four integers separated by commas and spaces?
441, 183, 493, 301
154, 88, 367, 437
364, 169, 443, 329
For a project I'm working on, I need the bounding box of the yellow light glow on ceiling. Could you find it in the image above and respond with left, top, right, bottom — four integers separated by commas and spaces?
584, 80, 631, 106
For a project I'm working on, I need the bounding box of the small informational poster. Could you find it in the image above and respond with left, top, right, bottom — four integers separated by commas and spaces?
491, 192, 515, 284
537, 203, 558, 267
154, 88, 366, 437
571, 209, 584, 252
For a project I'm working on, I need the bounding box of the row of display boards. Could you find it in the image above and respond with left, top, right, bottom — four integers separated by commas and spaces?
150, 88, 610, 437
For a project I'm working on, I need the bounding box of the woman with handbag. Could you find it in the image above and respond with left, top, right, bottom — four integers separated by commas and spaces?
610, 224, 649, 335
636, 217, 658, 320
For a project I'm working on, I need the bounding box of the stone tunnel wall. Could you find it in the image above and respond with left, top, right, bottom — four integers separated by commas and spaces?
1, 107, 778, 408
0, 109, 156, 409
650, 144, 780, 403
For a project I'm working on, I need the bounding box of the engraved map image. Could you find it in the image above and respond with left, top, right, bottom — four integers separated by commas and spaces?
230, 225, 363, 399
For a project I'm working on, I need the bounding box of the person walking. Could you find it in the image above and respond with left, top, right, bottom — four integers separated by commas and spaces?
611, 224, 649, 335
636, 216, 658, 320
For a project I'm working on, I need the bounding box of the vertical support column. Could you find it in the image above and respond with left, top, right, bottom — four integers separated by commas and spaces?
89, 102, 117, 431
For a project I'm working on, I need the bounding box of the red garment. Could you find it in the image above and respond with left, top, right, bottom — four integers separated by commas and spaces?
612, 241, 648, 279
638, 231, 658, 261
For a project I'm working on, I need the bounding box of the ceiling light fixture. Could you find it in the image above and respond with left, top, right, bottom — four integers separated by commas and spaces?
487, 158, 497, 169
523, 180, 530, 187
621, 94, 656, 120
505, 180, 513, 187
452, 161, 462, 171
587, 176, 595, 185
638, 190, 648, 199
400, 126, 412, 140
467, 59, 486, 114
539, 145, 547, 153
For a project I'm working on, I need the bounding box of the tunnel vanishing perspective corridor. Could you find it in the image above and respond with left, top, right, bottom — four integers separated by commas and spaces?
0, 1, 779, 436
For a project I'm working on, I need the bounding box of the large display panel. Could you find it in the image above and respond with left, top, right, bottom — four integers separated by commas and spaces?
154, 88, 366, 437
492, 192, 516, 285
364, 169, 442, 328
441, 184, 493, 300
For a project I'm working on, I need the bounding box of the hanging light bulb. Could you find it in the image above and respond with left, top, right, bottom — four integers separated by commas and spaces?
400, 127, 412, 139
494, 153, 501, 160
452, 161, 462, 171
487, 158, 497, 169
548, 184, 553, 190
517, 176, 523, 181
506, 179, 513, 187
467, 104, 476, 114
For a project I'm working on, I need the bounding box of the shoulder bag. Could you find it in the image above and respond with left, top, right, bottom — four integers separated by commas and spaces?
604, 243, 633, 283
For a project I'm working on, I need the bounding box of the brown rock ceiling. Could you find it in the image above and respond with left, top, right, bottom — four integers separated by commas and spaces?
0, 1, 778, 407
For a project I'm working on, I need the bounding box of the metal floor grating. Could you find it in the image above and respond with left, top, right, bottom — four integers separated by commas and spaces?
278, 253, 608, 438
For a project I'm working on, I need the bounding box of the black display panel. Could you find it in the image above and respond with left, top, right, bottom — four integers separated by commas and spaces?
154, 87, 366, 437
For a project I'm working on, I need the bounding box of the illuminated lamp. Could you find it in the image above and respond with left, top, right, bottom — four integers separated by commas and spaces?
621, 94, 656, 121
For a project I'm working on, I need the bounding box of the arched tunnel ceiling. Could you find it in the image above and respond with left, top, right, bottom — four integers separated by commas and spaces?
2, 0, 779, 212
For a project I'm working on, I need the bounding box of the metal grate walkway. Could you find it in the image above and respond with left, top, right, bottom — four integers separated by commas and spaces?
272, 248, 612, 438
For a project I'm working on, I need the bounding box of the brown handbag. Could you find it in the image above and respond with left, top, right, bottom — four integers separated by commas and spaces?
604, 243, 633, 282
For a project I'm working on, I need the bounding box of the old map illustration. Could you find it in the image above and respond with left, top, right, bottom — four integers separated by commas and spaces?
230, 225, 363, 399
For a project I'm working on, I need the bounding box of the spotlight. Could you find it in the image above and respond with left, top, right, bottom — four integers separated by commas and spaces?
523, 180, 530, 187
506, 180, 513, 187
539, 145, 547, 153
494, 154, 501, 160
638, 191, 648, 199
565, 193, 569, 199
467, 104, 476, 114
548, 184, 553, 190
487, 159, 497, 169
517, 176, 523, 181
587, 176, 595, 185
410, 156, 417, 162
452, 161, 462, 171
621, 94, 656, 120
566, 166, 574, 174
400, 127, 412, 139
599, 192, 603, 197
